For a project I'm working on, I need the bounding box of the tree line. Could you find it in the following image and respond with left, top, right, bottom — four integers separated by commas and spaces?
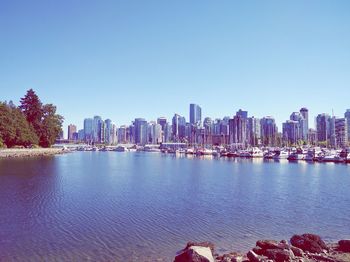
0, 89, 63, 148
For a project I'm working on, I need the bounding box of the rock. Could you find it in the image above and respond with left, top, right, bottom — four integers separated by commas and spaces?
247, 250, 268, 262
290, 246, 304, 257
256, 240, 289, 251
174, 246, 215, 262
290, 233, 328, 253
338, 240, 350, 252
264, 249, 294, 262
185, 242, 215, 253
252, 247, 265, 256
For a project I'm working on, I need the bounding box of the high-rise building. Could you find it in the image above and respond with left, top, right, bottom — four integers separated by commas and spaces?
118, 126, 127, 144
248, 117, 261, 146
172, 114, 186, 142
316, 113, 331, 143
104, 119, 116, 145
78, 129, 85, 141
157, 117, 167, 131
345, 109, 350, 143
134, 118, 148, 145
68, 124, 77, 140
282, 120, 300, 145
190, 104, 202, 126
84, 118, 93, 142
229, 114, 248, 147
300, 108, 309, 140
335, 118, 348, 148
260, 116, 278, 146
93, 116, 103, 143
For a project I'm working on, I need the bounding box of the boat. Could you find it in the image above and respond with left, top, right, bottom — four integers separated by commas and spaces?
114, 146, 128, 152
250, 147, 264, 158
288, 148, 305, 161
226, 151, 238, 157
273, 150, 289, 160
185, 148, 195, 155
318, 151, 343, 163
263, 150, 275, 159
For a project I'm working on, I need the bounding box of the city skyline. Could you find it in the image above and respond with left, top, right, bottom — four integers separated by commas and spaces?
65, 104, 350, 149
1, 1, 350, 134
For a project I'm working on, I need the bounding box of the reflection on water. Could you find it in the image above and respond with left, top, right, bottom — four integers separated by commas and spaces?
0, 152, 350, 261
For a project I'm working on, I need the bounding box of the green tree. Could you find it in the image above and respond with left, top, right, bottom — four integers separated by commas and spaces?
39, 104, 64, 147
19, 89, 63, 147
19, 89, 43, 133
0, 102, 38, 147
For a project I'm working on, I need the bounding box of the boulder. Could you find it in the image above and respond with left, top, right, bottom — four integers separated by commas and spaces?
290, 233, 327, 253
338, 240, 350, 252
185, 242, 215, 253
174, 246, 215, 262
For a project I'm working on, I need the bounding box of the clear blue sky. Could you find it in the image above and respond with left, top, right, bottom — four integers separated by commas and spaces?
1, 0, 350, 137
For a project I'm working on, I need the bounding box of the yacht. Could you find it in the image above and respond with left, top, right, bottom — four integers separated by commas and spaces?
273, 150, 289, 160
250, 148, 264, 158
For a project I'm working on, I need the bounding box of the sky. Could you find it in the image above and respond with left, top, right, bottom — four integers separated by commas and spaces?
1, 0, 350, 137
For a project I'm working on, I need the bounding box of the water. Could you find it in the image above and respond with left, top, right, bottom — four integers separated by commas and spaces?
0, 152, 350, 261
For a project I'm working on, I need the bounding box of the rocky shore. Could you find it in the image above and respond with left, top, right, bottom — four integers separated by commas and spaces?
174, 233, 350, 262
0, 148, 67, 158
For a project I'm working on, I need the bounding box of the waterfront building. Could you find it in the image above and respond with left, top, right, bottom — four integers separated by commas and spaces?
308, 128, 317, 145
68, 124, 77, 141
229, 113, 248, 147
260, 116, 278, 146
118, 125, 127, 144
84, 118, 93, 142
104, 119, 117, 145
300, 107, 309, 140
93, 116, 103, 143
157, 117, 167, 131
78, 129, 85, 141
172, 114, 186, 142
189, 104, 202, 126
316, 113, 331, 144
335, 118, 347, 148
203, 117, 213, 145
164, 123, 172, 143
248, 117, 261, 146
345, 109, 350, 143
282, 120, 300, 145
134, 118, 148, 145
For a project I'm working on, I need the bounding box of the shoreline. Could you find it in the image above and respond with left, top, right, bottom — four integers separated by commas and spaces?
174, 233, 350, 262
0, 148, 67, 159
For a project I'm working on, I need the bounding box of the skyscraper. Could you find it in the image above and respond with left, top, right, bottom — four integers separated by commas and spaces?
300, 107, 309, 140
189, 104, 202, 126
260, 116, 278, 146
345, 109, 350, 142
335, 118, 348, 148
316, 113, 331, 143
84, 118, 93, 142
68, 124, 77, 140
134, 118, 148, 145
93, 116, 103, 143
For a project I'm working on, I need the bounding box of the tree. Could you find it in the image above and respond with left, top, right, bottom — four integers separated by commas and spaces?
19, 89, 63, 147
0, 102, 38, 147
39, 104, 64, 147
19, 89, 43, 133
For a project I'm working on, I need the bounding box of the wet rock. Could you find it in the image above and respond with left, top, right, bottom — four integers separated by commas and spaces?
174, 246, 215, 262
185, 242, 215, 254
290, 234, 327, 253
338, 240, 350, 252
